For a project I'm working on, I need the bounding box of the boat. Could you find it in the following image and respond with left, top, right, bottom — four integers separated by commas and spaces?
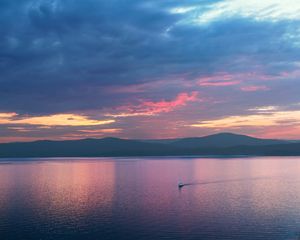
178, 182, 185, 188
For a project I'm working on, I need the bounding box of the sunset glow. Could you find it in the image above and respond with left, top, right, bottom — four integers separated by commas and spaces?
0, 113, 115, 126
190, 110, 300, 129
105, 92, 199, 118
1, 0, 300, 141
3, 2, 300, 240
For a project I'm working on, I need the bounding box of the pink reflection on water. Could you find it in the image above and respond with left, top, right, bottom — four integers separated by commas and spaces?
0, 159, 115, 219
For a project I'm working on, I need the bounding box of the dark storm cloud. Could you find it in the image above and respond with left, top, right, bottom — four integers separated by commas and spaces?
0, 0, 299, 116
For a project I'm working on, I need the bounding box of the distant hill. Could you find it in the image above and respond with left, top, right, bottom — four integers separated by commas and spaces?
0, 137, 177, 158
146, 133, 287, 148
0, 133, 297, 158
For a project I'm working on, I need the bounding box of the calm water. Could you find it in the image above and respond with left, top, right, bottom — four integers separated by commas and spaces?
1, 157, 300, 239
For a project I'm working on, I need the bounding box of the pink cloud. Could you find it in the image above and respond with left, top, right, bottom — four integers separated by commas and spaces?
240, 85, 269, 92
198, 73, 241, 87
199, 80, 241, 86
262, 70, 300, 81
106, 91, 199, 117
197, 70, 299, 88
255, 126, 300, 140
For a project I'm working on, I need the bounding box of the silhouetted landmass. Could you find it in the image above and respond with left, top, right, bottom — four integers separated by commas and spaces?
142, 133, 286, 148
0, 133, 298, 158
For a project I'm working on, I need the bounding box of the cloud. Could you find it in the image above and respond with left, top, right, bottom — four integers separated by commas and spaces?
198, 73, 241, 86
196, 0, 300, 24
1, 0, 300, 140
79, 129, 121, 134
0, 113, 115, 126
240, 85, 269, 92
189, 109, 300, 129
0, 0, 299, 115
106, 92, 199, 117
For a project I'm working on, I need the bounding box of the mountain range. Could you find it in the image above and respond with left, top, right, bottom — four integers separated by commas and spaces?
0, 132, 300, 158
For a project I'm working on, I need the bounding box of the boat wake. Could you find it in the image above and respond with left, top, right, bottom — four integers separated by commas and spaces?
178, 176, 281, 189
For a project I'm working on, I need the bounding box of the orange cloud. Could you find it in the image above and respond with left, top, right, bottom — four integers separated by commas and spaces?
0, 113, 115, 126
189, 109, 300, 129
79, 129, 122, 133
106, 92, 199, 117
0, 113, 17, 119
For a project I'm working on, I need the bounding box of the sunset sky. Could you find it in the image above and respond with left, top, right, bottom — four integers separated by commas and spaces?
1, 0, 300, 142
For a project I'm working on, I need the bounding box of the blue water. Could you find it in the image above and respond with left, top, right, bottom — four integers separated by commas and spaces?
1, 157, 300, 239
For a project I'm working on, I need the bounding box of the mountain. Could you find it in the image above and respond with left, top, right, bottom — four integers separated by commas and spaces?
0, 137, 177, 158
0, 133, 296, 158
189, 143, 300, 156
147, 133, 287, 148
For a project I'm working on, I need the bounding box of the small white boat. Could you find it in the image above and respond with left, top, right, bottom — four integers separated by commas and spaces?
178, 182, 184, 188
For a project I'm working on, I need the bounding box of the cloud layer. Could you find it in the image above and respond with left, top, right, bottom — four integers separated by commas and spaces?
1, 0, 300, 141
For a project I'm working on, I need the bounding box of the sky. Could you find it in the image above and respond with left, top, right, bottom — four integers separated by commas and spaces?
1, 0, 300, 142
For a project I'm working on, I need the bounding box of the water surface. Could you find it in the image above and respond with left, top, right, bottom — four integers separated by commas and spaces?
1, 157, 300, 239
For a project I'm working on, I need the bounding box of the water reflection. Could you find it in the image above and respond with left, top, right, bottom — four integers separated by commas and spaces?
0, 160, 115, 232
0, 157, 300, 239
35, 161, 115, 217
